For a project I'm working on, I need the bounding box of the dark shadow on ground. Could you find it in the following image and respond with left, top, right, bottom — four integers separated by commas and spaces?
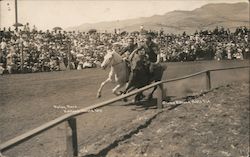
121, 96, 176, 110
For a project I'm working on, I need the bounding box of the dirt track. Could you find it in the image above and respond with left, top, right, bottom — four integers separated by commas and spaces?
0, 60, 249, 157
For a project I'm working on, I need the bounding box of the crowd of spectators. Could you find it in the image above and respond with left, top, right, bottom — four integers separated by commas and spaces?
157, 26, 249, 62
0, 23, 249, 74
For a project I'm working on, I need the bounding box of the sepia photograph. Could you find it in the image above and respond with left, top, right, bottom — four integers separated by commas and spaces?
0, 0, 249, 157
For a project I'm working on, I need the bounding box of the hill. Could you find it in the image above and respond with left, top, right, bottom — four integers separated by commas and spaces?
67, 2, 249, 34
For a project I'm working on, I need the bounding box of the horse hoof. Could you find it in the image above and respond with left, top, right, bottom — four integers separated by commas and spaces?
97, 94, 101, 98
115, 91, 123, 96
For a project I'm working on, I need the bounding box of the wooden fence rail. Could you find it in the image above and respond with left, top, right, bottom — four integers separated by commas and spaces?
0, 65, 249, 157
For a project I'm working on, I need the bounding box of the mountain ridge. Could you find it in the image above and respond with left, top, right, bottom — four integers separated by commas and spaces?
66, 2, 249, 33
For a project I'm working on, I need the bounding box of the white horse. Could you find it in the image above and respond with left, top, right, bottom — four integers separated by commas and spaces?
97, 50, 129, 98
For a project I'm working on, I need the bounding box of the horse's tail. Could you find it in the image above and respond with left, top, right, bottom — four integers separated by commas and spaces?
161, 64, 167, 71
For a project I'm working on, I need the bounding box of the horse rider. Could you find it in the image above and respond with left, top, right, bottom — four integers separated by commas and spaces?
116, 37, 138, 75
120, 37, 138, 60
120, 34, 160, 100
129, 34, 160, 76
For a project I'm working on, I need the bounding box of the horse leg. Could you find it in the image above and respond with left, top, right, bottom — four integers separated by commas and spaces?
134, 93, 141, 103
147, 84, 169, 101
158, 83, 167, 101
123, 70, 136, 93
112, 84, 124, 96
123, 82, 131, 93
97, 68, 115, 98
97, 78, 112, 98
133, 92, 146, 103
147, 83, 166, 101
123, 83, 136, 95
147, 86, 157, 100
123, 74, 135, 94
160, 84, 169, 102
122, 85, 136, 102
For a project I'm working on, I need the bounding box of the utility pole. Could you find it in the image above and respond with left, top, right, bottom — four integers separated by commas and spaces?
15, 0, 18, 31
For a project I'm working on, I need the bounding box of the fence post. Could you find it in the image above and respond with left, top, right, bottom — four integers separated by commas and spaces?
156, 83, 164, 109
65, 118, 78, 157
206, 71, 211, 90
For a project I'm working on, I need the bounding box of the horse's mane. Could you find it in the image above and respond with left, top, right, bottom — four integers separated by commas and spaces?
109, 50, 123, 60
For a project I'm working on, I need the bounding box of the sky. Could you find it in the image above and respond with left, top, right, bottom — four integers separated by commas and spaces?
0, 0, 247, 30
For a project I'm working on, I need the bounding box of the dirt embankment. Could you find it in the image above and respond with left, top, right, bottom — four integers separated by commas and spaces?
82, 82, 249, 157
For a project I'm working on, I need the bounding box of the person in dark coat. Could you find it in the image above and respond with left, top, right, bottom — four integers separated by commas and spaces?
120, 37, 138, 59
129, 34, 160, 74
